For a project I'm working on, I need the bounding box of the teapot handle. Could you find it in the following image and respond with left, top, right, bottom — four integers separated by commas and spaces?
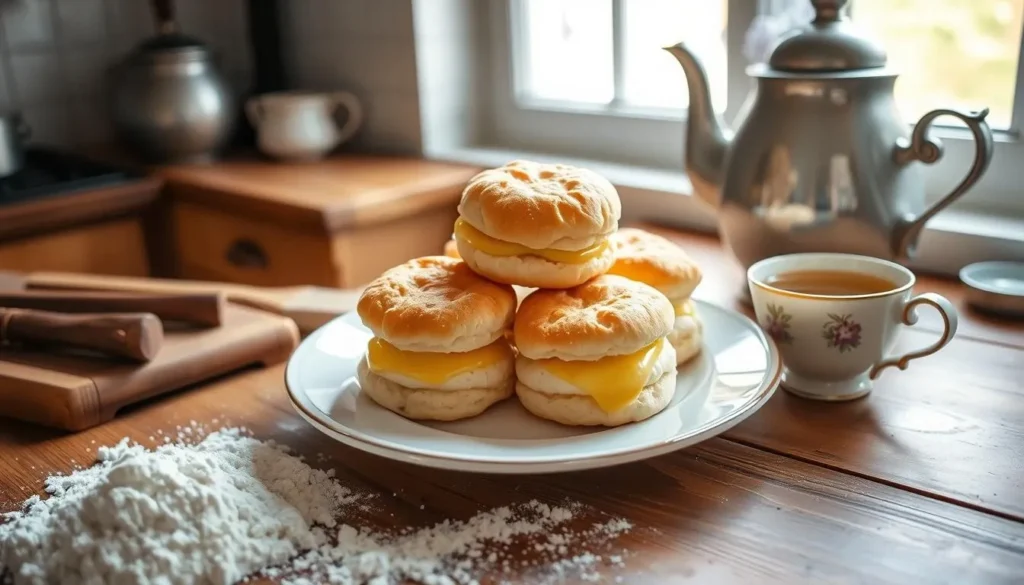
892, 107, 993, 258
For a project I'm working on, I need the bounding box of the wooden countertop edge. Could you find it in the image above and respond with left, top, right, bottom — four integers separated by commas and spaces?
0, 176, 163, 243
156, 159, 482, 232
329, 166, 482, 231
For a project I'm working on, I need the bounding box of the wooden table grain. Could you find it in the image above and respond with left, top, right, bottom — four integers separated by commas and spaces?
2, 228, 1023, 584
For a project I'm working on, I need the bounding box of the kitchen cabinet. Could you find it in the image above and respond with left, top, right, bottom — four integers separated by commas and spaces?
155, 155, 481, 288
0, 176, 162, 276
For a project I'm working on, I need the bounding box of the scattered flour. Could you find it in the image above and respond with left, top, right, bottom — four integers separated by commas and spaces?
0, 429, 633, 585
277, 500, 632, 585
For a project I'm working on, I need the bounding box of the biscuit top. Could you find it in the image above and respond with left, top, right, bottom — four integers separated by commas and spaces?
357, 256, 517, 353
606, 228, 703, 299
514, 275, 674, 360
457, 160, 621, 251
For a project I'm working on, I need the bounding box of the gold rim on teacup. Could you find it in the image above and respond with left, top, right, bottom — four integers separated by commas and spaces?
747, 252, 916, 301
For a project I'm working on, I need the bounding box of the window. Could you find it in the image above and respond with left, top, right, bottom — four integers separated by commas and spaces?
487, 0, 752, 168
514, 0, 729, 111
484, 0, 1024, 217
855, 0, 1023, 130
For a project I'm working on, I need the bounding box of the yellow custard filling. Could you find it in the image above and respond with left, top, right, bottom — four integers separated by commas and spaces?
367, 337, 513, 385
536, 339, 666, 412
454, 218, 608, 264
605, 263, 675, 290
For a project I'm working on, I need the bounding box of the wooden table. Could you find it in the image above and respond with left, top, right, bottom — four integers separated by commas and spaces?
2, 228, 1023, 584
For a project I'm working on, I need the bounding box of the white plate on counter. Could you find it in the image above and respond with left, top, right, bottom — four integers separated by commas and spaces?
285, 300, 781, 474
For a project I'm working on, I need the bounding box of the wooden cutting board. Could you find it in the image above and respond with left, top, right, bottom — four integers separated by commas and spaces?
0, 303, 299, 431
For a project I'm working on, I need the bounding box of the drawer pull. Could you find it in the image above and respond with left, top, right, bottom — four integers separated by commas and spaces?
225, 239, 268, 269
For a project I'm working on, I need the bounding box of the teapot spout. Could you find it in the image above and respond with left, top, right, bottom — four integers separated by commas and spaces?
663, 42, 731, 208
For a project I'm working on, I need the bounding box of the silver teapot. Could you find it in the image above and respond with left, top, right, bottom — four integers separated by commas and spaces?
109, 0, 234, 163
665, 0, 993, 270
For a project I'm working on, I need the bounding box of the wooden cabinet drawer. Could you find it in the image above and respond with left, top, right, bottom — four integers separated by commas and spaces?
172, 202, 339, 287
157, 155, 479, 288
0, 218, 149, 275
332, 205, 459, 286
173, 201, 459, 289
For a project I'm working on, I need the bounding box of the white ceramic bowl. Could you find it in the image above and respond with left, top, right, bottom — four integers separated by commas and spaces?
959, 261, 1024, 318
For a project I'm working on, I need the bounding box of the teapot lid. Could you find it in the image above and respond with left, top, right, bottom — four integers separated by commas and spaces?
767, 0, 887, 72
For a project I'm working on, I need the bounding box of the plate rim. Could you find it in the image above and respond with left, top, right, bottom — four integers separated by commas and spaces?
284, 299, 782, 472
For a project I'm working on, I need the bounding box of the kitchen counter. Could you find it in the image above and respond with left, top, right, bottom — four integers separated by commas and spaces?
0, 161, 162, 276
2, 227, 1022, 584
156, 154, 482, 231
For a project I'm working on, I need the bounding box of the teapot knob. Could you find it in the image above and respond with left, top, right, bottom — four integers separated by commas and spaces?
811, 0, 848, 22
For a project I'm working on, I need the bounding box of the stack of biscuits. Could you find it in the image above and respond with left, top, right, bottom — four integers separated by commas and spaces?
357, 160, 703, 427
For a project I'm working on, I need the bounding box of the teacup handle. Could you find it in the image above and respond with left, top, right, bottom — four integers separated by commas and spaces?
869, 292, 959, 379
245, 97, 264, 127
330, 91, 364, 145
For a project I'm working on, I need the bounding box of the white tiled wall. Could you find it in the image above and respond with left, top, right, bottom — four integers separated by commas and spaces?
0, 0, 251, 149
280, 0, 424, 154
0, 0, 476, 157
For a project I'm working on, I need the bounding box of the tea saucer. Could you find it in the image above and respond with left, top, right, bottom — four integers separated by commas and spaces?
285, 301, 781, 474
959, 261, 1024, 318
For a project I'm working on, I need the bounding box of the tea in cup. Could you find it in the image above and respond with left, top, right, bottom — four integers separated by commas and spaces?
747, 253, 959, 401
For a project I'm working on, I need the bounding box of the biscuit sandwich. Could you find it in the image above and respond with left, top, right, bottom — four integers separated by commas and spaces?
356, 256, 517, 421
607, 228, 704, 364
513, 275, 677, 427
454, 160, 621, 289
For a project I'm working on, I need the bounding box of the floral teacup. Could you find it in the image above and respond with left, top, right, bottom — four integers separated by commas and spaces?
747, 253, 959, 401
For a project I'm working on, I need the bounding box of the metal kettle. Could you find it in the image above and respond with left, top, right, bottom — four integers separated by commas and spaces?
665, 0, 994, 270
110, 0, 235, 164
0, 111, 31, 177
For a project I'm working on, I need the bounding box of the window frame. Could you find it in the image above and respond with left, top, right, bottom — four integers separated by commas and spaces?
483, 0, 1024, 215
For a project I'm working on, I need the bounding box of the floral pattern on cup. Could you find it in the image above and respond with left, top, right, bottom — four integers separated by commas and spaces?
762, 303, 794, 344
822, 313, 862, 352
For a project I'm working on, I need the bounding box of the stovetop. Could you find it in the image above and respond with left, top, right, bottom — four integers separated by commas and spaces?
0, 148, 140, 207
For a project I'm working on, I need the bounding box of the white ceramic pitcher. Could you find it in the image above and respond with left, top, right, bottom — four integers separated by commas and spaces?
246, 91, 364, 161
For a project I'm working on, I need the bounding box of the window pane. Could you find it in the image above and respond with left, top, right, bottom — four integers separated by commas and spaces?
519, 0, 614, 104
622, 0, 729, 110
854, 0, 1023, 129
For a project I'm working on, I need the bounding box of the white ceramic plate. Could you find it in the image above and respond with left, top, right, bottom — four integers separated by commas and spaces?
285, 300, 781, 474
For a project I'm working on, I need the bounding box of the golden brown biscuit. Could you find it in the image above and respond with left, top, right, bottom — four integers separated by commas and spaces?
607, 228, 703, 299
454, 160, 621, 288
458, 160, 620, 250
357, 256, 516, 353
513, 275, 674, 361
355, 256, 517, 421
512, 275, 677, 427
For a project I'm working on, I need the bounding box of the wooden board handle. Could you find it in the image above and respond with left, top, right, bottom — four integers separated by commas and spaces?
0, 308, 164, 362
25, 271, 283, 315
0, 291, 224, 328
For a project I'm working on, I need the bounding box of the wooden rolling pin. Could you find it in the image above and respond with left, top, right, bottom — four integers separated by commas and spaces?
25, 272, 363, 335
0, 291, 223, 327
0, 308, 163, 362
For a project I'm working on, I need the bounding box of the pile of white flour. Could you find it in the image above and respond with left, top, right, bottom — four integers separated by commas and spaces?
0, 429, 633, 585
